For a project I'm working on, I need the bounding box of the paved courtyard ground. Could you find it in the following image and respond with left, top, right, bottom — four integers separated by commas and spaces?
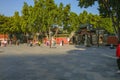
0, 44, 120, 80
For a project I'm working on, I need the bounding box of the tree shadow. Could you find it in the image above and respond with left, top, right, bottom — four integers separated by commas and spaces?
0, 46, 119, 80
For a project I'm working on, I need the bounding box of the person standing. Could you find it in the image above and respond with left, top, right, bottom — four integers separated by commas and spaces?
30, 40, 33, 47
116, 44, 120, 73
67, 37, 70, 45
62, 40, 64, 46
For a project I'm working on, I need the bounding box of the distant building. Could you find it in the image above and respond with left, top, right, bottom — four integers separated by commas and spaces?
107, 36, 118, 45
0, 34, 8, 41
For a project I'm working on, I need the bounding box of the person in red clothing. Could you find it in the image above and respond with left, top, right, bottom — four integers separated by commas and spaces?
116, 44, 120, 73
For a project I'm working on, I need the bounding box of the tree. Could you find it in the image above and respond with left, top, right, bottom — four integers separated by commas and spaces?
21, 2, 30, 33
77, 0, 120, 42
100, 18, 113, 34
45, 0, 57, 38
78, 10, 101, 29
63, 4, 71, 31
0, 14, 12, 34
69, 12, 79, 33
50, 3, 64, 37
56, 3, 64, 26
79, 10, 88, 24
0, 14, 7, 33
30, 0, 46, 33
11, 11, 21, 33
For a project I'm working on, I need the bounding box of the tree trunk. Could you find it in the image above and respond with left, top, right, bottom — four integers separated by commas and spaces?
111, 14, 118, 37
69, 31, 75, 39
53, 28, 59, 37
118, 27, 120, 43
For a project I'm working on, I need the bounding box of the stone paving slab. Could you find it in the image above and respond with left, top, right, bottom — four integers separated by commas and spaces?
0, 44, 120, 80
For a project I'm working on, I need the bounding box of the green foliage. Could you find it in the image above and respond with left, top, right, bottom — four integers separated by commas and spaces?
63, 4, 71, 30
11, 11, 21, 33
0, 14, 12, 33
79, 10, 88, 24
69, 12, 79, 32
0, 0, 114, 39
77, 0, 120, 41
78, 0, 96, 8
21, 2, 30, 33
100, 18, 114, 33
78, 10, 101, 28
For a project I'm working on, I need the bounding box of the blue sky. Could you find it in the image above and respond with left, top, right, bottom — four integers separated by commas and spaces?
0, 0, 99, 16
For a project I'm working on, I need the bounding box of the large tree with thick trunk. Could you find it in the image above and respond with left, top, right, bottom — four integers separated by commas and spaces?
78, 0, 120, 43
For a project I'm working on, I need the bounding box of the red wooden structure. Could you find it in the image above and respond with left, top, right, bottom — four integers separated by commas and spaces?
43, 37, 69, 44
0, 34, 8, 41
107, 36, 118, 45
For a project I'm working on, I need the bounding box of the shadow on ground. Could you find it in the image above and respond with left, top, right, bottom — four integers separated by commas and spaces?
0, 45, 119, 80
